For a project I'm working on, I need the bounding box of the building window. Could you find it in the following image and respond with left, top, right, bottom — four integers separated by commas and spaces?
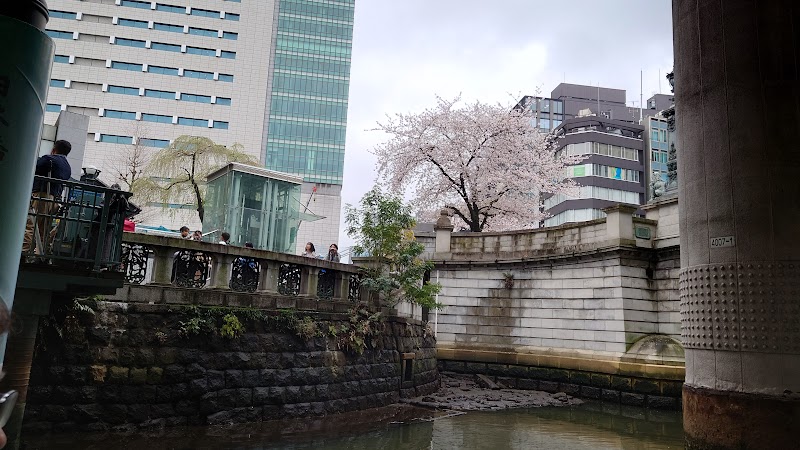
220, 50, 236, 59
104, 109, 137, 120
186, 46, 216, 57
121, 0, 150, 9
140, 138, 170, 148
116, 38, 147, 48
222, 32, 238, 40
111, 61, 143, 71
218, 73, 234, 83
154, 22, 184, 33
144, 89, 175, 99
49, 10, 77, 20
45, 30, 73, 39
46, 104, 61, 113
118, 18, 148, 29
213, 121, 229, 129
152, 42, 181, 52
99, 134, 134, 144
216, 97, 232, 106
142, 113, 173, 124
184, 69, 215, 80
148, 65, 179, 76
108, 85, 139, 96
155, 4, 185, 14
539, 118, 550, 130
53, 55, 70, 64
191, 8, 219, 18
177, 117, 208, 127
180, 93, 212, 103
225, 13, 240, 21
50, 79, 66, 88
188, 27, 217, 37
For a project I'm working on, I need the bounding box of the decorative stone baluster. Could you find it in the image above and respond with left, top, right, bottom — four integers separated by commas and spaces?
151, 246, 174, 285
257, 261, 279, 293
210, 254, 234, 290
300, 266, 319, 296
334, 272, 349, 300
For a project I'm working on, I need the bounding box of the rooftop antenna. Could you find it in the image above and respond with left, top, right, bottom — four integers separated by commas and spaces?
639, 70, 643, 123
659, 69, 662, 94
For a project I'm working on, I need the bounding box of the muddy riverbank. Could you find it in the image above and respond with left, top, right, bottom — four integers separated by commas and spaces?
405, 372, 582, 411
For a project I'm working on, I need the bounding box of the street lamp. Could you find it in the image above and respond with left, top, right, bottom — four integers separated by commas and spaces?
81, 166, 101, 181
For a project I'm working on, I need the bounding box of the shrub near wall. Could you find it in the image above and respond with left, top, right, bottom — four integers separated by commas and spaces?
24, 299, 439, 433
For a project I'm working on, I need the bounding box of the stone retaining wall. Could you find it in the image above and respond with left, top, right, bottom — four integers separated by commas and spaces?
23, 299, 438, 433
438, 360, 682, 410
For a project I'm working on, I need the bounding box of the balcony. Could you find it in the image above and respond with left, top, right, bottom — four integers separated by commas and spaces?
18, 176, 132, 295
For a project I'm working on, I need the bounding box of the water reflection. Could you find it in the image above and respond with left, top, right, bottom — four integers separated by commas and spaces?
24, 402, 683, 449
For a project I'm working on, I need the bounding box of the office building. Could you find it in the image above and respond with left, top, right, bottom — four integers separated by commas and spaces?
517, 84, 675, 132
518, 84, 672, 226
543, 115, 646, 227
43, 0, 354, 254
642, 112, 672, 198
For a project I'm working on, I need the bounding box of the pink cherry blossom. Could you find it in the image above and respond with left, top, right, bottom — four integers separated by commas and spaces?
373, 96, 582, 231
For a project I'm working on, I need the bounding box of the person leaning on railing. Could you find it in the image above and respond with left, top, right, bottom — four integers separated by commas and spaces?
21, 140, 72, 256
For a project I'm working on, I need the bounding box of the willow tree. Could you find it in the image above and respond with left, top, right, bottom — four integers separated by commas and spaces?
374, 96, 582, 231
135, 135, 255, 223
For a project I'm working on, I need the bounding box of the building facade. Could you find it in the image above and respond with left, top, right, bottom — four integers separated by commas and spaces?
518, 84, 671, 227
642, 113, 671, 198
543, 116, 646, 227
43, 0, 354, 254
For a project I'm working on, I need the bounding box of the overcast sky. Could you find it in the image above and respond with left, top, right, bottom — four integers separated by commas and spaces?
336, 0, 674, 251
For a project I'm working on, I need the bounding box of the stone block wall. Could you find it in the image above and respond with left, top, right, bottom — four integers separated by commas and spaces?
448, 221, 608, 257
24, 300, 438, 433
439, 360, 683, 410
434, 250, 680, 357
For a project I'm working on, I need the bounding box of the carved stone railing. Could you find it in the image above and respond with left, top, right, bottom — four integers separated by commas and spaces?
120, 233, 360, 301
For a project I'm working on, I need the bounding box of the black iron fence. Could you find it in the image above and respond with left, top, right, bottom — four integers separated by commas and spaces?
119, 233, 364, 301
21, 176, 131, 271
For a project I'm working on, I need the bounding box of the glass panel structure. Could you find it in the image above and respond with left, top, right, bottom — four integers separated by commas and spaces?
204, 164, 317, 253
264, 0, 354, 185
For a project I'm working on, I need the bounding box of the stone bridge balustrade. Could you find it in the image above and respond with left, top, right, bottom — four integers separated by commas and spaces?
120, 233, 361, 302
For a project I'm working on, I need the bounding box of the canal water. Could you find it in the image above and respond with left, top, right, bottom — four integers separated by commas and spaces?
24, 401, 683, 449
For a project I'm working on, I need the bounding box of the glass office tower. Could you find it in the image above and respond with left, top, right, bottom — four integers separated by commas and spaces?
264, 0, 353, 185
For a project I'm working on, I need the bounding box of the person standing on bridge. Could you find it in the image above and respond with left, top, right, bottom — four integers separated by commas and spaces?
21, 140, 71, 256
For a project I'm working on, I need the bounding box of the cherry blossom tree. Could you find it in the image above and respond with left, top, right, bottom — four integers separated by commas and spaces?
373, 96, 582, 232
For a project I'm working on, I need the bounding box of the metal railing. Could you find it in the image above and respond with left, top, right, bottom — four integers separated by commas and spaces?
119, 233, 365, 301
21, 176, 132, 271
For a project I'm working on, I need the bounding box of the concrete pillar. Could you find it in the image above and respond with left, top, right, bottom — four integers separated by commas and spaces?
603, 204, 636, 243
300, 266, 319, 297
210, 254, 234, 289
434, 209, 454, 254
0, 289, 51, 450
674, 1, 800, 448
257, 262, 279, 294
150, 246, 174, 285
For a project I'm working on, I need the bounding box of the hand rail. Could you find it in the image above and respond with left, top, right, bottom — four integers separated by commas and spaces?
21, 176, 132, 272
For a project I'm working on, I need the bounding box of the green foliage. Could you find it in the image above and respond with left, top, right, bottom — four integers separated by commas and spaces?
220, 313, 244, 339
335, 303, 384, 355
295, 316, 319, 340
345, 187, 442, 309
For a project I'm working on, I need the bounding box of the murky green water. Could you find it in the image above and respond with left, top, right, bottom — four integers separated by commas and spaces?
25, 401, 683, 449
